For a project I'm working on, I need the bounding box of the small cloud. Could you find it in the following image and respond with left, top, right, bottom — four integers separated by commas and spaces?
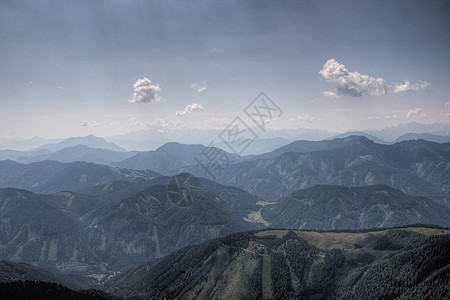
128, 77, 163, 104
323, 91, 339, 99
290, 114, 321, 123
393, 80, 429, 94
80, 120, 100, 127
319, 59, 387, 97
27, 80, 33, 86
176, 103, 205, 116
445, 102, 450, 111
406, 108, 427, 119
191, 81, 207, 93
57, 86, 65, 90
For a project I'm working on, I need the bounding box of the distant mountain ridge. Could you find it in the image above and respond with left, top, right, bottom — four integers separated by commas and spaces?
112, 142, 242, 174
35, 135, 126, 152
0, 160, 160, 194
394, 132, 450, 143
15, 144, 138, 165
262, 184, 450, 230
200, 136, 450, 206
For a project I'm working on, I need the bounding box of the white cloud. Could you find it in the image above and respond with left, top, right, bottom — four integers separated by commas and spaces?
393, 80, 429, 94
191, 81, 207, 93
290, 114, 321, 123
80, 120, 100, 127
319, 59, 429, 97
27, 80, 33, 86
406, 108, 427, 119
319, 59, 387, 97
128, 78, 163, 104
323, 91, 339, 99
176, 103, 205, 116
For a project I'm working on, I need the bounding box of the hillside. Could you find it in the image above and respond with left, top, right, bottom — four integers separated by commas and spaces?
0, 188, 105, 274
83, 173, 260, 271
261, 185, 450, 230
106, 225, 450, 299
0, 174, 262, 275
0, 160, 160, 194
0, 260, 94, 290
0, 281, 121, 300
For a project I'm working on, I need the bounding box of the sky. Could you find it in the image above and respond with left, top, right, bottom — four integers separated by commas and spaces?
0, 0, 449, 139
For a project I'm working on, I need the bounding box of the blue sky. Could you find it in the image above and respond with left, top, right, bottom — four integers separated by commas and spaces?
0, 0, 449, 139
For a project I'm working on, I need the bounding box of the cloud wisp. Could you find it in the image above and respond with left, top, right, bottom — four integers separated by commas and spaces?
393, 80, 429, 94
176, 103, 205, 116
80, 120, 100, 127
406, 108, 427, 119
290, 114, 321, 123
323, 91, 339, 99
191, 81, 207, 93
320, 59, 428, 97
128, 78, 163, 104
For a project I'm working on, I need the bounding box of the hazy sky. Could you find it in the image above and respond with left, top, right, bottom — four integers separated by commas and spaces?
1, 0, 449, 139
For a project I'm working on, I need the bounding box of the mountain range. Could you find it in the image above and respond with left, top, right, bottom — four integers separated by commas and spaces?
0, 173, 262, 275
0, 130, 449, 298
194, 136, 450, 207
34, 135, 126, 152
261, 184, 450, 230
111, 142, 242, 174
0, 160, 160, 194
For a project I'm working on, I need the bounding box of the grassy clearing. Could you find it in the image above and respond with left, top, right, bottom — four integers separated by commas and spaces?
255, 226, 449, 251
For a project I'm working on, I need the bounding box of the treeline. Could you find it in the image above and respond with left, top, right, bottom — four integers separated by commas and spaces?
0, 281, 122, 300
